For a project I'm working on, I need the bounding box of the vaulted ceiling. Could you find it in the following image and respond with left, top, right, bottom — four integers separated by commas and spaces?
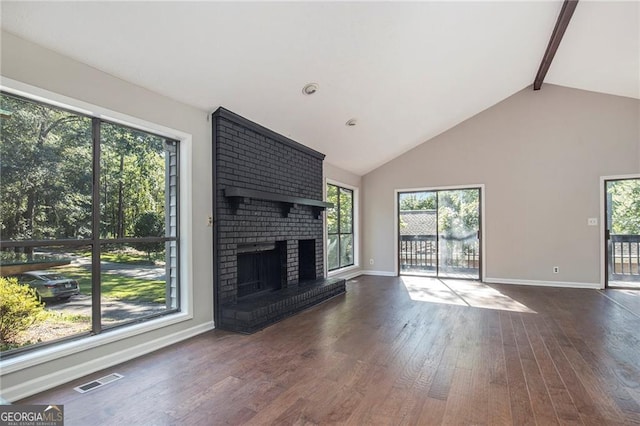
1, 1, 638, 175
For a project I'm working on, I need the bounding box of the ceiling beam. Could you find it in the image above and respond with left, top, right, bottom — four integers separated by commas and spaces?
533, 0, 579, 90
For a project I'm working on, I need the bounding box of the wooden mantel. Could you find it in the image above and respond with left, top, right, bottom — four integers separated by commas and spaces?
223, 187, 333, 218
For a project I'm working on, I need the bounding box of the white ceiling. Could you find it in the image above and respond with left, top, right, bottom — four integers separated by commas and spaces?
1, 1, 638, 176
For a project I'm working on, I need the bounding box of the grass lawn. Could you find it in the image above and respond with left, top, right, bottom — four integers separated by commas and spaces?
55, 264, 165, 304
77, 247, 165, 266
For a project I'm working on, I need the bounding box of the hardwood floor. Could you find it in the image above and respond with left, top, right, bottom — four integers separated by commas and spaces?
19, 276, 640, 425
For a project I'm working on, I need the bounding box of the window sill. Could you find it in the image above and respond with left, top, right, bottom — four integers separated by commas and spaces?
328, 264, 361, 279
0, 311, 192, 375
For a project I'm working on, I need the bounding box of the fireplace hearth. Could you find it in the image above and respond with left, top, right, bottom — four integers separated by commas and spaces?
213, 108, 346, 333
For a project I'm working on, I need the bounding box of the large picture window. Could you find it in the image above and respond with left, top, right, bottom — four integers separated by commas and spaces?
0, 91, 179, 355
326, 183, 354, 271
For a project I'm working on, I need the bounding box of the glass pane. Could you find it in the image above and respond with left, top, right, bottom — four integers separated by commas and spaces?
437, 189, 480, 279
100, 123, 167, 239
399, 191, 437, 276
327, 234, 339, 270
0, 245, 92, 352
0, 93, 93, 240
326, 184, 338, 234
339, 188, 353, 234
100, 243, 173, 328
339, 234, 354, 267
606, 179, 640, 288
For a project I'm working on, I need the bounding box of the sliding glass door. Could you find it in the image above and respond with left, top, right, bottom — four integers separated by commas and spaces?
605, 178, 640, 289
398, 187, 481, 279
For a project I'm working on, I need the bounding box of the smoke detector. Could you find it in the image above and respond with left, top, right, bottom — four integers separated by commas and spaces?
302, 83, 319, 95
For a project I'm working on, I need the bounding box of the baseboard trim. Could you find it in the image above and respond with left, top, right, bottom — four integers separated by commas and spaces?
3, 321, 215, 402
485, 277, 601, 289
361, 270, 396, 277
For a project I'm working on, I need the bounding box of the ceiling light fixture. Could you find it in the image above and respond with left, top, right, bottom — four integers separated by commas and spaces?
346, 119, 357, 127
302, 83, 319, 95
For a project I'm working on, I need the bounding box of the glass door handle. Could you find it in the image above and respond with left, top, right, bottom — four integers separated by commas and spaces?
605, 229, 610, 240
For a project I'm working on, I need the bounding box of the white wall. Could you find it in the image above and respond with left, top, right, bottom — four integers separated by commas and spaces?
362, 85, 640, 287
324, 162, 361, 189
0, 32, 214, 400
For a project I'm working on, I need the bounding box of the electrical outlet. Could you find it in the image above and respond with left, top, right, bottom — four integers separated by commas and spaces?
369, 258, 374, 265
587, 218, 598, 226
553, 266, 559, 274
207, 216, 213, 227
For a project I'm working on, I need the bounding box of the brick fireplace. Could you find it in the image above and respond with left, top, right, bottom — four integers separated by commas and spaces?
212, 107, 346, 333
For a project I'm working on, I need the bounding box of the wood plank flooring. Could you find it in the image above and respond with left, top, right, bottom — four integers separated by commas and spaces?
19, 276, 640, 425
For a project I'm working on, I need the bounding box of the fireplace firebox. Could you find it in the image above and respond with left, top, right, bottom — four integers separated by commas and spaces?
237, 242, 285, 299
298, 239, 316, 282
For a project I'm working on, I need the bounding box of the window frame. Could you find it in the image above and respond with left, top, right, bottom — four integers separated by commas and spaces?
0, 78, 193, 365
325, 179, 358, 274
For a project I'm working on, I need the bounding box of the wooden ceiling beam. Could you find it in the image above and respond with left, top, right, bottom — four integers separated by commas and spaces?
533, 0, 579, 90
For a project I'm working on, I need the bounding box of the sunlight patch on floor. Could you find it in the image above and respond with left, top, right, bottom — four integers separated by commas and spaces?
401, 276, 536, 313
608, 281, 640, 290
400, 277, 467, 306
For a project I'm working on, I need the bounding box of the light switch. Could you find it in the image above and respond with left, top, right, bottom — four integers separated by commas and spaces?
587, 218, 598, 226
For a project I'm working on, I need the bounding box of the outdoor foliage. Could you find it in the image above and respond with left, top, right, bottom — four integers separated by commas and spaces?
399, 193, 436, 211
132, 211, 165, 260
0, 94, 92, 241
100, 122, 166, 239
608, 180, 640, 234
0, 276, 45, 345
327, 184, 354, 269
0, 93, 167, 243
437, 190, 479, 239
399, 190, 479, 239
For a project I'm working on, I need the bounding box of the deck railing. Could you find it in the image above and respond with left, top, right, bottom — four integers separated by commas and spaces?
609, 234, 640, 279
399, 235, 479, 272
400, 233, 640, 281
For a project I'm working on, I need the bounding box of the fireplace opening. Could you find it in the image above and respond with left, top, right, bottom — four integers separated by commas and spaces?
237, 242, 285, 299
298, 239, 316, 282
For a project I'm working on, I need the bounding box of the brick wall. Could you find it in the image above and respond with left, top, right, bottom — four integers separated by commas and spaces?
213, 108, 325, 306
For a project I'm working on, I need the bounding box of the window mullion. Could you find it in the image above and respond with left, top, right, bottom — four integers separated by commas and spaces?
91, 118, 102, 334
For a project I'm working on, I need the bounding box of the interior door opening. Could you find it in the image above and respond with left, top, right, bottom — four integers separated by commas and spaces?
605, 178, 640, 289
398, 187, 481, 280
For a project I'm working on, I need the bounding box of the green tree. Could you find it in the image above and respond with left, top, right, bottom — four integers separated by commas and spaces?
132, 211, 165, 261
608, 180, 640, 234
399, 193, 436, 211
0, 93, 92, 243
398, 190, 478, 238
437, 190, 479, 238
100, 123, 166, 239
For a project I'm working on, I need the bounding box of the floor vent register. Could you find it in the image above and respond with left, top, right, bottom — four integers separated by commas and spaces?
74, 373, 124, 394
